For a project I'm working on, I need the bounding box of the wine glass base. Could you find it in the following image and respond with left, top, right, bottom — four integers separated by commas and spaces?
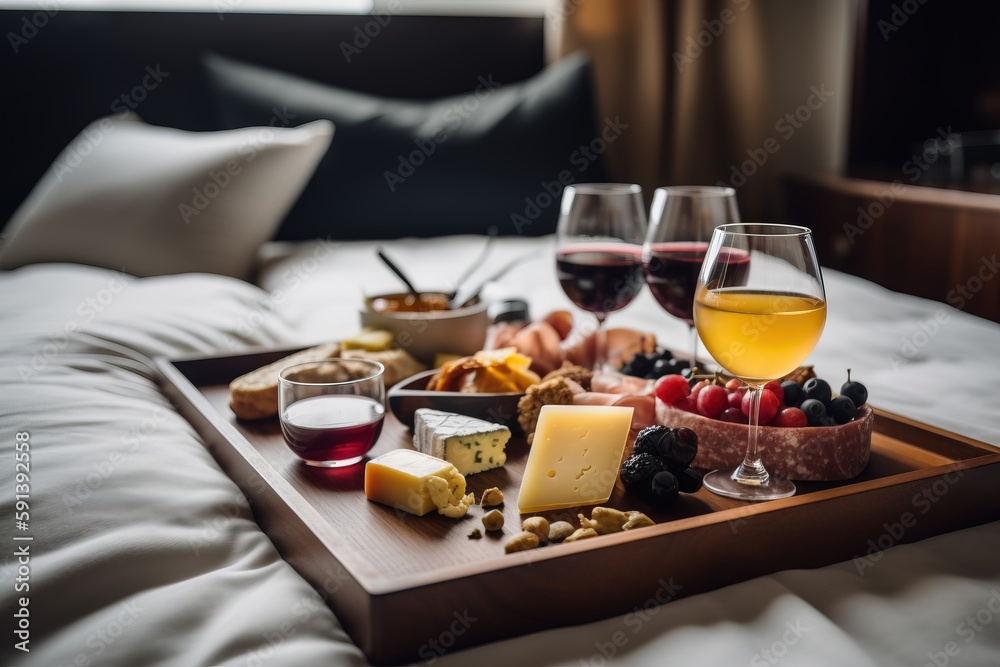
302, 455, 364, 468
703, 469, 796, 502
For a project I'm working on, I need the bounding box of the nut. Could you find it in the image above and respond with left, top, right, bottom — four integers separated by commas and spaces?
564, 527, 598, 543
504, 531, 540, 554
547, 521, 575, 543
579, 507, 629, 535
480, 487, 504, 507
482, 509, 504, 532
467, 528, 483, 540
623, 511, 655, 530
522, 516, 550, 543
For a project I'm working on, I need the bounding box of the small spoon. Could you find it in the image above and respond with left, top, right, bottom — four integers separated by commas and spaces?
448, 234, 496, 300
449, 250, 541, 309
376, 248, 420, 297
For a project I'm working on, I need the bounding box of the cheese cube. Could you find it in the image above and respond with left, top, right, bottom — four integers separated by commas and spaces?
365, 449, 474, 518
413, 409, 509, 475
517, 405, 633, 514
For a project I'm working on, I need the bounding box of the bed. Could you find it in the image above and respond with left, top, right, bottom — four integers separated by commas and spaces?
2, 14, 1000, 663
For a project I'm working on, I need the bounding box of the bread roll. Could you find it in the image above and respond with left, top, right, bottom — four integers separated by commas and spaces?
229, 343, 341, 420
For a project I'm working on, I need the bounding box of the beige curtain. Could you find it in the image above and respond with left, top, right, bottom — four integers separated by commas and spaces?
550, 0, 855, 221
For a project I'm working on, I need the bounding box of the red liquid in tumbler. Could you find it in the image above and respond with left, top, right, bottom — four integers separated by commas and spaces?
556, 243, 644, 315
281, 395, 384, 463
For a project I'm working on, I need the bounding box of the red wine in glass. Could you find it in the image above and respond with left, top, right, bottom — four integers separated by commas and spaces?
645, 243, 750, 322
556, 243, 645, 317
644, 241, 707, 322
642, 186, 741, 368
280, 395, 384, 466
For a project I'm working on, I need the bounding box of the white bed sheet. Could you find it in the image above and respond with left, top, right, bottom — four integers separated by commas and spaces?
1, 235, 998, 667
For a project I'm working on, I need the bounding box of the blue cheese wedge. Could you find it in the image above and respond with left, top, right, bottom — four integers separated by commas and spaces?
413, 409, 510, 476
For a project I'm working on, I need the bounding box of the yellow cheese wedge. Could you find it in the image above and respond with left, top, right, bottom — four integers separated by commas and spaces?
365, 449, 473, 518
517, 405, 633, 513
341, 327, 394, 352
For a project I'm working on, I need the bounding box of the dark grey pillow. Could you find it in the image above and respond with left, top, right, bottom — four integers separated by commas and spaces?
203, 51, 610, 240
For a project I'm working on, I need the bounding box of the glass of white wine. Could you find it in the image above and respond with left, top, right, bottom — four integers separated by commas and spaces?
693, 224, 827, 501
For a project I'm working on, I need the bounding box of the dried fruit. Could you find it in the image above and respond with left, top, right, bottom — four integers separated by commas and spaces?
619, 453, 662, 492
667, 427, 698, 466
670, 466, 704, 494
782, 365, 816, 385
650, 471, 679, 506
633, 425, 668, 457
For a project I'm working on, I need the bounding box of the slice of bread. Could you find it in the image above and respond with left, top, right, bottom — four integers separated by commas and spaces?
229, 343, 341, 420
341, 348, 426, 388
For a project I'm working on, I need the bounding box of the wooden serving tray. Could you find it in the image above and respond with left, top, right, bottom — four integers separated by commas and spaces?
157, 346, 1000, 665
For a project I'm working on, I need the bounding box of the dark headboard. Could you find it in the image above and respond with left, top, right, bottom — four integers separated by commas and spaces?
0, 10, 544, 227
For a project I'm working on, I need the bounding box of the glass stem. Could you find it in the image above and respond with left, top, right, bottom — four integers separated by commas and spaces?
688, 323, 698, 369
594, 313, 607, 373
733, 384, 770, 485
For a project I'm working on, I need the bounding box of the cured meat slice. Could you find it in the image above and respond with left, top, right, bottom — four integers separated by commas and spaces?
574, 393, 656, 436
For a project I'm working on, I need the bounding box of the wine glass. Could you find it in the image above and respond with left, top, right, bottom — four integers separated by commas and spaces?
555, 184, 648, 371
643, 186, 740, 369
693, 224, 827, 501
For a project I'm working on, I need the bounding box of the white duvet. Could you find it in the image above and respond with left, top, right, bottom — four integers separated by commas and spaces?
1, 237, 999, 666
0, 265, 365, 666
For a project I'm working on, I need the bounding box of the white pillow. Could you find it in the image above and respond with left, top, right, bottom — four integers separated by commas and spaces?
0, 114, 333, 280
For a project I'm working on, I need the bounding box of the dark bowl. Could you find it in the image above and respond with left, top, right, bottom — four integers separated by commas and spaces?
387, 369, 523, 432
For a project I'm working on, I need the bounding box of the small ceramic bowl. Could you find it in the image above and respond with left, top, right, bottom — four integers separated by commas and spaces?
387, 369, 522, 432
359, 292, 489, 364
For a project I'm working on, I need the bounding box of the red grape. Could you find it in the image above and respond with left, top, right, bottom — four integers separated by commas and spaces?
772, 407, 808, 428
697, 385, 728, 418
690, 379, 711, 400
741, 389, 781, 423
719, 407, 746, 423
675, 397, 699, 413
655, 374, 690, 405
725, 378, 742, 392
763, 380, 784, 404
727, 391, 743, 409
